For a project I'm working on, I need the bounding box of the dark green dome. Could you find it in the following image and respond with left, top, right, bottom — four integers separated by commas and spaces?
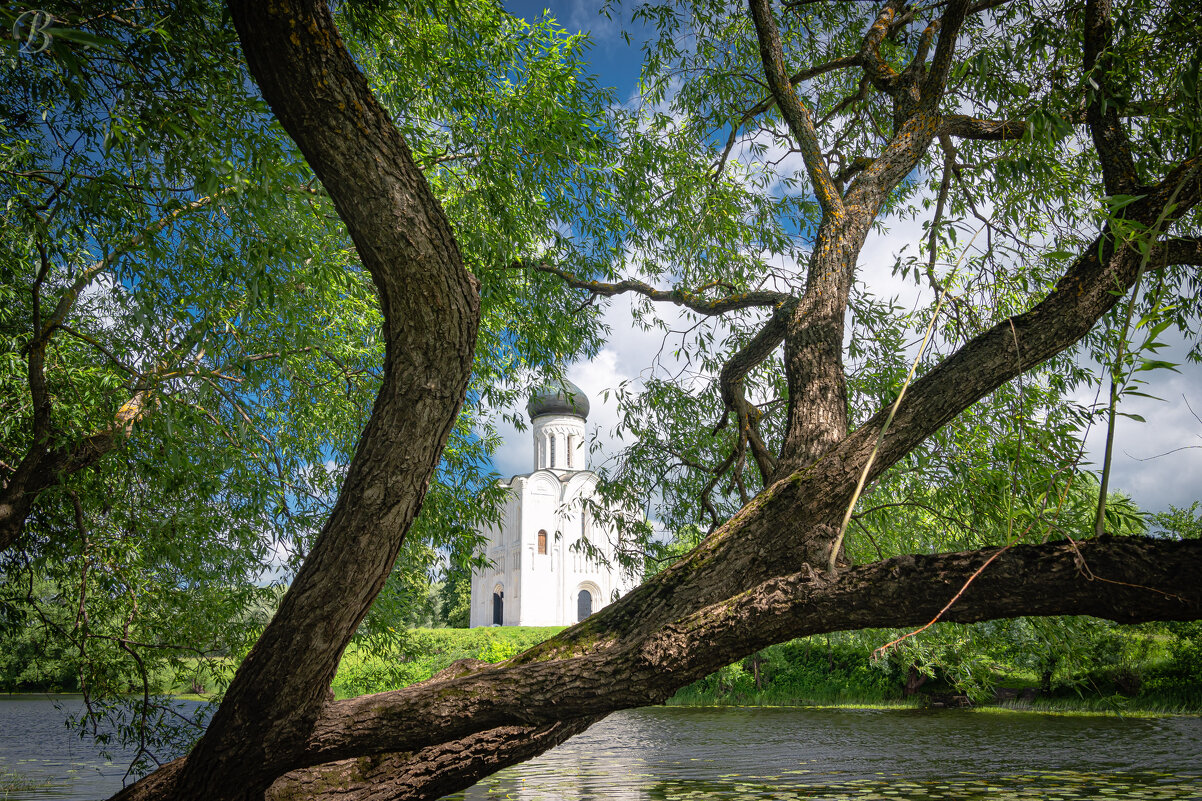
526, 379, 590, 420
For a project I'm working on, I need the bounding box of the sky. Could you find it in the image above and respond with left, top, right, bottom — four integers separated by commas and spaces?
493, 2, 1201, 518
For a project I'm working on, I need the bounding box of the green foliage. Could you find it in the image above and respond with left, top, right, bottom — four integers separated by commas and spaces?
589, 0, 1202, 574
1, 0, 1200, 782
330, 627, 562, 698
3, 4, 372, 752
1140, 621, 1202, 702
0, 578, 80, 692
1151, 502, 1202, 540
670, 635, 903, 707
438, 569, 472, 629
668, 622, 1201, 712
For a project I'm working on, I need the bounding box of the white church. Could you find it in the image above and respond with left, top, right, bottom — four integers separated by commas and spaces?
469, 380, 638, 627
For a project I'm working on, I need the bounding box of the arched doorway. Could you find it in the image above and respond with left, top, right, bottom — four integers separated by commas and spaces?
577, 588, 592, 622
492, 585, 504, 626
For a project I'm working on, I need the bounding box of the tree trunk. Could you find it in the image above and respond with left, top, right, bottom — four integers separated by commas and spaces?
776, 219, 870, 477
111, 1, 480, 798
265, 718, 600, 801
904, 665, 928, 696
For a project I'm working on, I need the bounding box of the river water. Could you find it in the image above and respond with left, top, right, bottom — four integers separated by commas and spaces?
2, 697, 1200, 800
0, 694, 208, 801
451, 706, 1202, 800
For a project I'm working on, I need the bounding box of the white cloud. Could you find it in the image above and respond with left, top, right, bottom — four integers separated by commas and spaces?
1074, 341, 1202, 514
563, 0, 622, 44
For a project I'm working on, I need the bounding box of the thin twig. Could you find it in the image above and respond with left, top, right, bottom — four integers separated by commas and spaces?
827, 229, 981, 573
1094, 178, 1186, 535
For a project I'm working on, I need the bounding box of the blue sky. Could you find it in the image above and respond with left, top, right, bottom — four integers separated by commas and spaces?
505, 2, 647, 100
494, 2, 1201, 519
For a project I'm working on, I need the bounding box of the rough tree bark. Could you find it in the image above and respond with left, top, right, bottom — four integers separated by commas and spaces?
111, 1, 1202, 800
109, 0, 481, 797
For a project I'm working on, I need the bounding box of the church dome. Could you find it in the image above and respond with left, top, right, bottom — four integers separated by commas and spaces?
526, 379, 590, 420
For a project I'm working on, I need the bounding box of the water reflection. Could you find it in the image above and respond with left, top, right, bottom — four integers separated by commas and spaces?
3, 699, 1200, 801
454, 707, 1202, 801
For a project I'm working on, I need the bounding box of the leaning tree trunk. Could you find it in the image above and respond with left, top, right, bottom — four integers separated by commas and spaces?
111, 0, 480, 798
278, 537, 1202, 801
112, 0, 1202, 799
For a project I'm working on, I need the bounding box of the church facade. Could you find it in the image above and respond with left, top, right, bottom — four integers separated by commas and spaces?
469, 380, 637, 627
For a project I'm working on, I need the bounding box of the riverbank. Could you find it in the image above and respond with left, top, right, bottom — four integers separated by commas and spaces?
326, 626, 1201, 715
660, 628, 1202, 715
7, 623, 1198, 716
664, 693, 1201, 716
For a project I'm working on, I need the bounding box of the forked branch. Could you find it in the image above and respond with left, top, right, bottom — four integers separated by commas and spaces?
748, 0, 845, 216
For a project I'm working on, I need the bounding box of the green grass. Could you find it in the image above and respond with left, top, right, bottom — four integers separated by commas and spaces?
332, 626, 563, 699
150, 628, 566, 701
665, 684, 917, 709
984, 695, 1202, 717
665, 691, 1200, 716
665, 674, 1202, 716
668, 698, 926, 711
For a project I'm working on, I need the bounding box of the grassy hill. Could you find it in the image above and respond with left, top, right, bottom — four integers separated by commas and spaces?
332, 626, 562, 698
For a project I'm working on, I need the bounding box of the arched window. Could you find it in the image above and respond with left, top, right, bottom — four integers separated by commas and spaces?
550, 435, 556, 468
566, 435, 573, 468
492, 585, 504, 626
577, 589, 593, 622
537, 529, 547, 555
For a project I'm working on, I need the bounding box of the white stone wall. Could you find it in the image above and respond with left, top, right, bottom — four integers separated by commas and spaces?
469, 402, 638, 627
469, 467, 638, 628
